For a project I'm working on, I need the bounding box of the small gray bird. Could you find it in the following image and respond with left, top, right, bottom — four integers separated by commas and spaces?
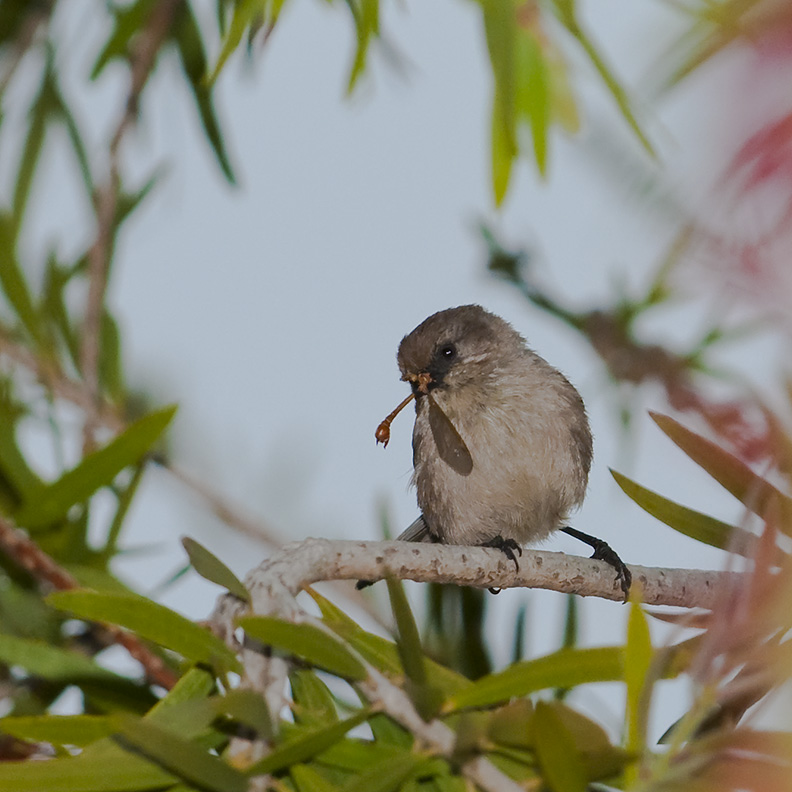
361, 305, 630, 596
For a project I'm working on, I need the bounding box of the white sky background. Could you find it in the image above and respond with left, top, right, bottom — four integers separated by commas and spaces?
5, 0, 787, 739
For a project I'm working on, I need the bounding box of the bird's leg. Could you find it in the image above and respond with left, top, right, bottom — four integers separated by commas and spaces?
560, 526, 632, 600
480, 535, 522, 594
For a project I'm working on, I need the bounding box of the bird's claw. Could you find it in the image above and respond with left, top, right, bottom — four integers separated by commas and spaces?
589, 542, 632, 601
481, 535, 522, 594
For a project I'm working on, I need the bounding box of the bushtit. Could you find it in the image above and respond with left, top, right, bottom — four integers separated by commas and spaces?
361, 305, 630, 596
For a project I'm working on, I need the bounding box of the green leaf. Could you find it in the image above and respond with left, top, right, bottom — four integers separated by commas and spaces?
346, 0, 380, 93
43, 256, 81, 370
550, 703, 633, 780
481, 0, 517, 204
92, 0, 159, 78
342, 753, 426, 792
15, 406, 177, 529
0, 634, 123, 682
291, 764, 343, 792
0, 214, 40, 344
174, 3, 236, 182
307, 588, 470, 697
47, 590, 241, 675
290, 668, 338, 726
247, 709, 371, 776
367, 713, 412, 747
624, 599, 651, 782
238, 615, 366, 680
0, 751, 175, 791
112, 714, 247, 792
104, 462, 146, 559
213, 688, 272, 739
491, 95, 516, 205
207, 0, 262, 84
182, 536, 248, 600
488, 699, 534, 750
610, 469, 756, 554
312, 737, 404, 771
386, 578, 426, 686
0, 714, 113, 746
99, 310, 124, 403
516, 30, 550, 176
533, 701, 587, 792
0, 392, 42, 505
552, 0, 653, 156
445, 646, 624, 711
650, 412, 792, 523
386, 578, 443, 719
12, 65, 52, 247
146, 665, 216, 726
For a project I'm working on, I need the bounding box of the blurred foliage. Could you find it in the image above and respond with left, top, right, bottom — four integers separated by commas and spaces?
0, 0, 791, 791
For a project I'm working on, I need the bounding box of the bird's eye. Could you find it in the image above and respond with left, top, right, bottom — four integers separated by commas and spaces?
439, 344, 457, 360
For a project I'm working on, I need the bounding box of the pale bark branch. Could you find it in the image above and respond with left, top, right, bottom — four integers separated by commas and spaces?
228, 537, 736, 609
208, 537, 737, 791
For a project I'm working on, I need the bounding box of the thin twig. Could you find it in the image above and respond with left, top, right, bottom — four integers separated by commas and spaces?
0, 7, 51, 95
0, 513, 178, 689
80, 0, 182, 450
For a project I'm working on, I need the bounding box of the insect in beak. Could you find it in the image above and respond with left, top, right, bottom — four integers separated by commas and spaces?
375, 393, 415, 447
374, 371, 432, 447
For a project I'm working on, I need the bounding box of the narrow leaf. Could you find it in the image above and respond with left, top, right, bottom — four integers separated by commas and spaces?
247, 709, 371, 776
555, 2, 653, 156
0, 751, 174, 791
347, 0, 380, 93
533, 701, 587, 792
650, 412, 792, 523
207, 0, 261, 84
92, 0, 159, 78
175, 3, 236, 182
291, 764, 343, 792
516, 30, 550, 176
15, 406, 176, 529
290, 668, 338, 726
113, 714, 247, 792
0, 214, 40, 344
0, 714, 112, 746
491, 93, 516, 205
182, 536, 248, 600
342, 753, 425, 792
48, 590, 241, 674
0, 634, 123, 682
238, 615, 366, 680
386, 578, 426, 686
624, 598, 652, 783
0, 395, 42, 503
445, 646, 624, 712
307, 587, 470, 696
213, 688, 272, 739
610, 469, 757, 555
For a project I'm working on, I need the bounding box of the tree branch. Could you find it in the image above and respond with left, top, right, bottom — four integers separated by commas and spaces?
225, 537, 735, 608
208, 537, 737, 790
0, 513, 178, 690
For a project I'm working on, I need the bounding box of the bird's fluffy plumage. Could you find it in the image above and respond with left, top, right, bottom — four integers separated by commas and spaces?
396, 305, 592, 547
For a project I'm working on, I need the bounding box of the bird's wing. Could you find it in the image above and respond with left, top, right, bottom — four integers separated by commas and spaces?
427, 394, 473, 476
395, 515, 434, 543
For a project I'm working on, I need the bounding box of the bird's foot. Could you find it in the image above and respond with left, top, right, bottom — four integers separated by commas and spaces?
480, 535, 522, 594
560, 526, 631, 601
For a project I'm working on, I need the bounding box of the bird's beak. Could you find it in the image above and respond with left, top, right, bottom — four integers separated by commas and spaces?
402, 371, 433, 394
